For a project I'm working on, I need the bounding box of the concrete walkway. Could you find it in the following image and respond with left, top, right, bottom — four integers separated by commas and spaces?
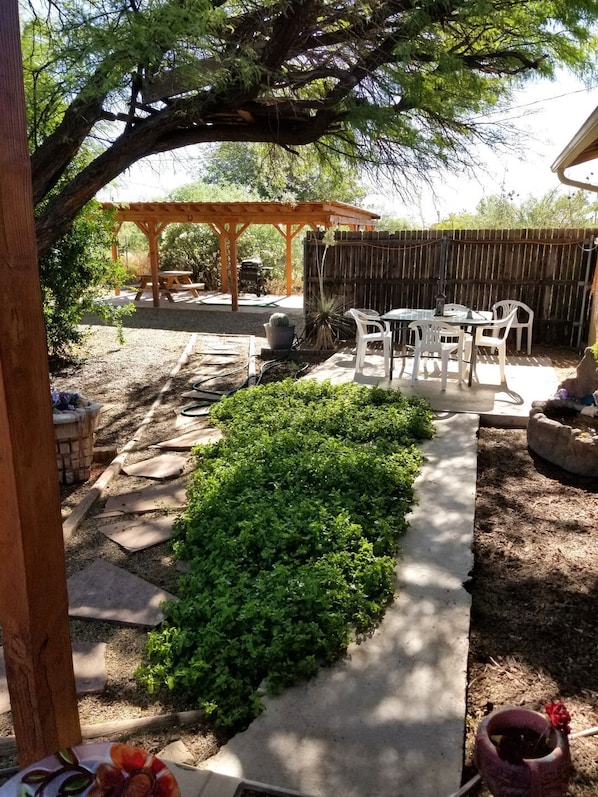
200, 413, 478, 797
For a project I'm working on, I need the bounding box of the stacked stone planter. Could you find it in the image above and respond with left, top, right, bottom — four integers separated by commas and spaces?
53, 402, 103, 484
527, 347, 598, 477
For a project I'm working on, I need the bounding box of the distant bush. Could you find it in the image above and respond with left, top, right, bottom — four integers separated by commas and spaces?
40, 202, 134, 358
138, 380, 435, 730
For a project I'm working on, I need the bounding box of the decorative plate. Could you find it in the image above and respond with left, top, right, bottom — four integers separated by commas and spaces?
0, 742, 180, 797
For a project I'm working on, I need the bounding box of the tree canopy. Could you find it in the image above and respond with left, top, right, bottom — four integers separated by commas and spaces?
23, 0, 598, 255
200, 142, 365, 203
436, 188, 598, 228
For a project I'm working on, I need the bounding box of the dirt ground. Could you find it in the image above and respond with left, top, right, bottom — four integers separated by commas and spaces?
2, 312, 596, 795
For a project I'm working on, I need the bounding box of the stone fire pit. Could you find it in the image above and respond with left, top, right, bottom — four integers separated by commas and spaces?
527, 347, 598, 477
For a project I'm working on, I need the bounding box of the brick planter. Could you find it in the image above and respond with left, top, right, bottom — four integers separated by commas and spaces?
53, 402, 103, 484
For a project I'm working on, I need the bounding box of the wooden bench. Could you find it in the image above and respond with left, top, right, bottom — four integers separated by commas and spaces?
167, 283, 205, 292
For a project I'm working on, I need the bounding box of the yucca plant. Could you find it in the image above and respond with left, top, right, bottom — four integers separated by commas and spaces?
304, 293, 353, 350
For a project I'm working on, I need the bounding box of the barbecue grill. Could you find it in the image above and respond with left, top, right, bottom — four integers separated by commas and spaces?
238, 258, 272, 296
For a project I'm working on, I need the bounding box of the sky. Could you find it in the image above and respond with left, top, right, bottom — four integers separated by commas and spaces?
99, 70, 598, 227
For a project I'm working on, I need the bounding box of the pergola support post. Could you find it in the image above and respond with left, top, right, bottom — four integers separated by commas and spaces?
273, 223, 306, 296
0, 0, 81, 765
135, 221, 165, 307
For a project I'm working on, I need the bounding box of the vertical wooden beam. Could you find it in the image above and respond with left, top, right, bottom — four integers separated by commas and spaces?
0, 0, 81, 765
207, 223, 228, 292
110, 223, 121, 296
273, 223, 305, 297
285, 223, 293, 297
134, 221, 164, 307
147, 223, 161, 307
229, 225, 239, 312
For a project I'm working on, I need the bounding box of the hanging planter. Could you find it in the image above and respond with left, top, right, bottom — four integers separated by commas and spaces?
474, 704, 571, 797
52, 389, 103, 484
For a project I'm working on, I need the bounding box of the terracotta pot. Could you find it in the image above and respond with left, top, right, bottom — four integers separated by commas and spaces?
474, 706, 570, 797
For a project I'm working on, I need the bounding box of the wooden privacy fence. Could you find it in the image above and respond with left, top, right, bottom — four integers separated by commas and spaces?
303, 228, 598, 348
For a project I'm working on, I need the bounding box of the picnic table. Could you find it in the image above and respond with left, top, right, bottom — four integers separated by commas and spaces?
135, 270, 205, 301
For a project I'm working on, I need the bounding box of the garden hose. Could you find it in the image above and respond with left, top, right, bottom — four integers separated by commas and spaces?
180, 341, 309, 417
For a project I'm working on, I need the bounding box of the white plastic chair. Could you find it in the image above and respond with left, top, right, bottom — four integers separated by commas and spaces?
491, 300, 534, 355
472, 308, 518, 382
408, 320, 465, 391
347, 308, 392, 376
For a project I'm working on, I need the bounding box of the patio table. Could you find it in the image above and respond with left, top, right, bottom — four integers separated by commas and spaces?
135, 270, 205, 301
381, 307, 493, 386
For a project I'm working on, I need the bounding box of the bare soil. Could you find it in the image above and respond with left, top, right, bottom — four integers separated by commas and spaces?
1, 313, 596, 796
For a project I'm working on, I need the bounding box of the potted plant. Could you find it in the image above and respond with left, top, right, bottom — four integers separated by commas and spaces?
52, 388, 103, 484
474, 702, 571, 797
264, 312, 295, 350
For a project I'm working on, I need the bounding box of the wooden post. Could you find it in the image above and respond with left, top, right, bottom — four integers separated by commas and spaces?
110, 223, 121, 296
229, 225, 239, 312
135, 221, 163, 307
0, 0, 81, 765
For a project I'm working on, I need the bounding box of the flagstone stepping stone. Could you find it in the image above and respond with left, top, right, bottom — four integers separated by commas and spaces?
94, 510, 126, 519
197, 342, 239, 353
68, 560, 175, 626
104, 482, 187, 513
157, 740, 195, 766
199, 356, 242, 366
175, 405, 211, 426
0, 641, 107, 713
155, 428, 223, 451
99, 515, 176, 552
122, 454, 187, 479
181, 390, 221, 401
153, 427, 224, 450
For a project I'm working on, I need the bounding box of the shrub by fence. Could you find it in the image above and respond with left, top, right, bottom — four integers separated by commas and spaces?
304, 228, 598, 348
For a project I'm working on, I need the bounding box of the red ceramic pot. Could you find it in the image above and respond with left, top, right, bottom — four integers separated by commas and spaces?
474, 706, 570, 797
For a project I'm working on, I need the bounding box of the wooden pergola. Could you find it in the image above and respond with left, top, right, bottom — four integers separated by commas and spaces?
102, 201, 379, 311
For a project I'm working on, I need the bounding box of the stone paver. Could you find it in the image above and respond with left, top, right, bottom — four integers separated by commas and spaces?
0, 642, 107, 713
104, 482, 188, 513
154, 426, 224, 450
122, 454, 188, 479
99, 515, 176, 551
67, 560, 176, 626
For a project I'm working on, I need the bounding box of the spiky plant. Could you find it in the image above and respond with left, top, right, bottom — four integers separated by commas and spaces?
304, 293, 352, 350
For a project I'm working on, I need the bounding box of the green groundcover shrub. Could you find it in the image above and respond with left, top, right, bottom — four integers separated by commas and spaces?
138, 380, 435, 730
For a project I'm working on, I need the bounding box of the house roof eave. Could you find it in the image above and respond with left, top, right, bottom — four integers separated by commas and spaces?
551, 105, 598, 193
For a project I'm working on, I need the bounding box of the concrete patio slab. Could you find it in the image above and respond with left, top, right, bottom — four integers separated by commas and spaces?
122, 454, 188, 479
99, 515, 176, 551
307, 350, 558, 426
0, 642, 107, 713
104, 482, 188, 513
67, 560, 176, 626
